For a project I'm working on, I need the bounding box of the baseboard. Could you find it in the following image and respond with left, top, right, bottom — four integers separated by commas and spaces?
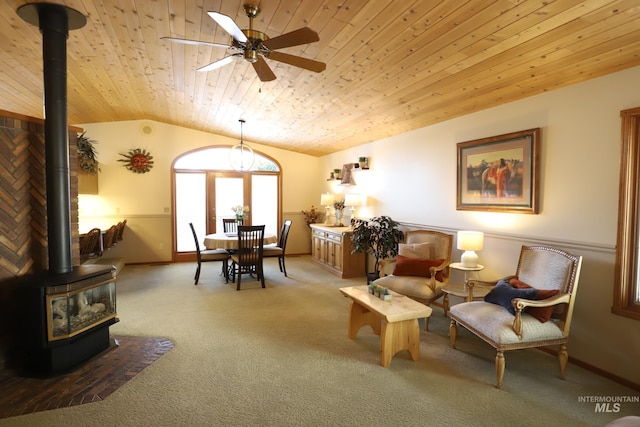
539, 347, 640, 391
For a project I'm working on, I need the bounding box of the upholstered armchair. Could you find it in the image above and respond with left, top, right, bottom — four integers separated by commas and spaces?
449, 245, 583, 389
373, 230, 453, 330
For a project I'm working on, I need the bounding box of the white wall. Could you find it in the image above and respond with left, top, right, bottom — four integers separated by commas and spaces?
320, 65, 640, 385
77, 65, 640, 385
76, 120, 322, 262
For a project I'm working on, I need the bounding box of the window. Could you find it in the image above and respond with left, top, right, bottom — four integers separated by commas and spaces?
613, 106, 640, 320
173, 147, 281, 257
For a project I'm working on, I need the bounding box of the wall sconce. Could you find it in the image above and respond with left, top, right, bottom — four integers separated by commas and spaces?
457, 231, 484, 268
344, 193, 361, 217
320, 193, 335, 225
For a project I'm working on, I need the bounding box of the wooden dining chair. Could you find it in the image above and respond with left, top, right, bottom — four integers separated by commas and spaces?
115, 219, 127, 242
79, 227, 102, 263
189, 222, 230, 285
263, 219, 292, 277
223, 218, 242, 233
230, 225, 265, 290
103, 225, 118, 249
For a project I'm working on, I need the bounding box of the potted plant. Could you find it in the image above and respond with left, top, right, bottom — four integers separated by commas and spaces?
77, 132, 99, 175
350, 215, 404, 284
358, 156, 369, 169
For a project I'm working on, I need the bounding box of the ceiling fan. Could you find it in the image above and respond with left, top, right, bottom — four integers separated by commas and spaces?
162, 4, 326, 82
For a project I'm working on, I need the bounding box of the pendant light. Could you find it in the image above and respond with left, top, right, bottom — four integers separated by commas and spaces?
229, 119, 255, 171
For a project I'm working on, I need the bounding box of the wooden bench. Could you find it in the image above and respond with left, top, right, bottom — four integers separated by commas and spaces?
339, 285, 432, 367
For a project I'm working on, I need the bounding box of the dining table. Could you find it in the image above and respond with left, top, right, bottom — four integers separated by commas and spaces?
203, 232, 278, 250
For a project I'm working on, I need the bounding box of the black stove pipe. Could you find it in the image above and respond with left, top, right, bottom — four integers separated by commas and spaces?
18, 3, 86, 274
41, 5, 72, 274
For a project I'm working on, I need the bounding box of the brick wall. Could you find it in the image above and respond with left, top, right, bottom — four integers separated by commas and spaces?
0, 109, 81, 372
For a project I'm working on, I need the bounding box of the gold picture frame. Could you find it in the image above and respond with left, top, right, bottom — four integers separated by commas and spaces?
457, 128, 540, 214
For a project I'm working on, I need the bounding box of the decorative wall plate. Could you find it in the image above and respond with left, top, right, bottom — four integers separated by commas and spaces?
118, 148, 154, 173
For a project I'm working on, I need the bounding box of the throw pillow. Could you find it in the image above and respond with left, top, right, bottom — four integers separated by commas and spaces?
398, 242, 431, 259
392, 255, 445, 281
509, 278, 560, 323
484, 278, 537, 315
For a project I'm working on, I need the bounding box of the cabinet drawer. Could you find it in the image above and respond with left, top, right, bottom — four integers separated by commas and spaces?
312, 230, 326, 238
326, 233, 342, 243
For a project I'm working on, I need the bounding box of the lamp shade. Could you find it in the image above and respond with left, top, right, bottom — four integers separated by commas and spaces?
457, 231, 484, 268
344, 193, 361, 207
320, 193, 335, 206
457, 231, 484, 251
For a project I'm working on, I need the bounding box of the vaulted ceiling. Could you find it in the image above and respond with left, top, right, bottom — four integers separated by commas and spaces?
1, 0, 639, 156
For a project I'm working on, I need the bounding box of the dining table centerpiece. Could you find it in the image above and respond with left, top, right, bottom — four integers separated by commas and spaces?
232, 205, 250, 222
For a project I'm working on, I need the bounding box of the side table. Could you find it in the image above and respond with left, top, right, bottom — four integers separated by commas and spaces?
443, 263, 486, 316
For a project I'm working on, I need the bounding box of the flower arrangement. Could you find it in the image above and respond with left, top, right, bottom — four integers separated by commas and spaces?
301, 205, 319, 226
333, 199, 345, 210
232, 205, 249, 221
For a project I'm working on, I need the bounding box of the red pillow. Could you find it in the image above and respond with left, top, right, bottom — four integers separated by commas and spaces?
509, 278, 560, 322
393, 255, 444, 281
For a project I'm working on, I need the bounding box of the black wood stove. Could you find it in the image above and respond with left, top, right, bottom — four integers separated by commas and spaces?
19, 265, 117, 375
15, 4, 118, 376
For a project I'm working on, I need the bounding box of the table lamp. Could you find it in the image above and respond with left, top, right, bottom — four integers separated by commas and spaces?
320, 193, 335, 225
457, 231, 484, 268
344, 193, 361, 217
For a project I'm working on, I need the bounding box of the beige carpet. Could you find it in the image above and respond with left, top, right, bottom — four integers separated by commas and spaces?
1, 256, 637, 426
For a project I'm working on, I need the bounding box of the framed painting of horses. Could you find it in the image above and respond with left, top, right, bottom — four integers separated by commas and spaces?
457, 128, 540, 214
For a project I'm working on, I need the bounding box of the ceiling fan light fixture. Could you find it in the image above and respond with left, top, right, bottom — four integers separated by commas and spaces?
229, 119, 255, 171
166, 6, 325, 82
243, 4, 260, 19
244, 49, 258, 63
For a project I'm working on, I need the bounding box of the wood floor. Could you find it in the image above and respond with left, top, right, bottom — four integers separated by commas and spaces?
0, 335, 173, 419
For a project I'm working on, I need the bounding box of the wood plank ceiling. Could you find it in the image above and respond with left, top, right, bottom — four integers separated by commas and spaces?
1, 0, 639, 156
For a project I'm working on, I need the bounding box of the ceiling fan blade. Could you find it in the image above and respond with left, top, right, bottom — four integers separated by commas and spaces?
252, 58, 276, 82
207, 11, 248, 43
197, 55, 238, 72
161, 37, 230, 49
262, 27, 319, 50
267, 51, 326, 73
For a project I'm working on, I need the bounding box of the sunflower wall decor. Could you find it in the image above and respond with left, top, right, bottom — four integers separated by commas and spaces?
118, 148, 154, 174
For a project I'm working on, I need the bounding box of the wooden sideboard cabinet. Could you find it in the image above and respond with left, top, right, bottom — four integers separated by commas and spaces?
310, 225, 365, 278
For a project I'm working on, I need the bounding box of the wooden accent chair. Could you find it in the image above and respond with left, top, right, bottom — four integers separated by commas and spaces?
230, 225, 265, 290
263, 219, 292, 277
223, 218, 242, 233
449, 245, 583, 389
79, 227, 102, 263
374, 230, 453, 330
189, 222, 230, 285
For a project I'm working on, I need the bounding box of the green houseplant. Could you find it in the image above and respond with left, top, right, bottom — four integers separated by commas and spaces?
77, 132, 99, 175
350, 215, 404, 283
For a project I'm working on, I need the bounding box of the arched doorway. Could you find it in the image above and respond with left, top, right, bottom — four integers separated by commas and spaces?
172, 146, 281, 261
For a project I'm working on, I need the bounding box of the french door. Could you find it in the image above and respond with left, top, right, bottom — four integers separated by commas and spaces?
174, 173, 280, 261
208, 172, 248, 233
